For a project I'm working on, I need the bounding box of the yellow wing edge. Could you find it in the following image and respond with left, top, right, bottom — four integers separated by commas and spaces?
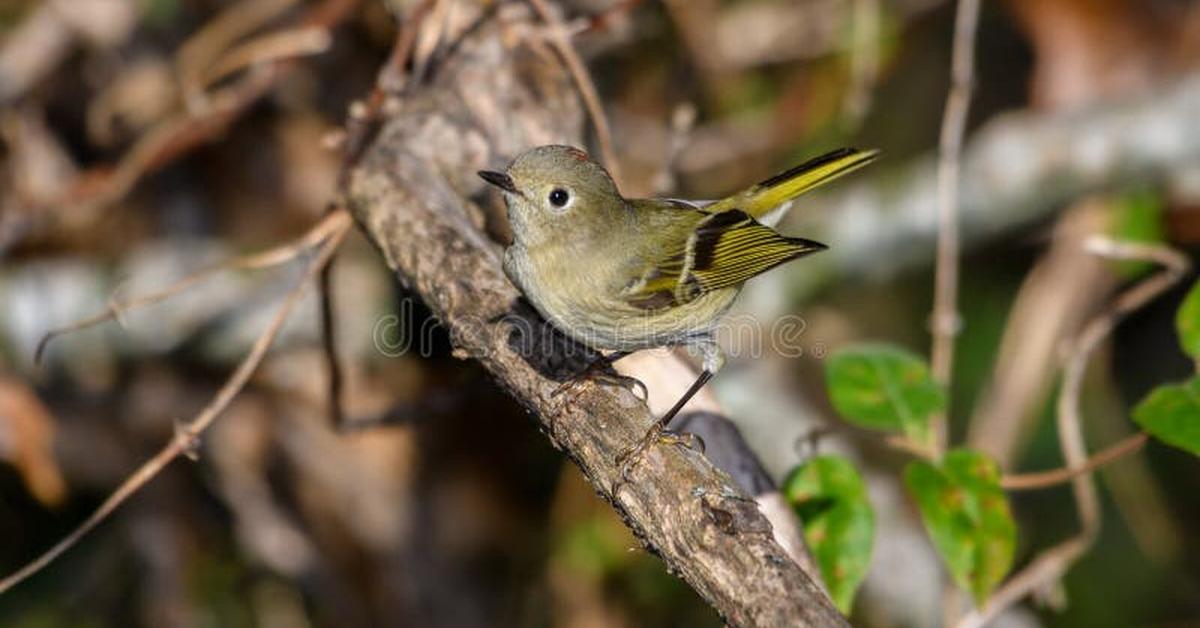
624, 210, 826, 310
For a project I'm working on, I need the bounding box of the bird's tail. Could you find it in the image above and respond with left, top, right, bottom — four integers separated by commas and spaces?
704, 147, 879, 219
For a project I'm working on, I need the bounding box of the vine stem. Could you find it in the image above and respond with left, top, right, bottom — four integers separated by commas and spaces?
957, 237, 1189, 628
1000, 432, 1148, 490
930, 0, 981, 455
525, 0, 623, 188
932, 1, 981, 621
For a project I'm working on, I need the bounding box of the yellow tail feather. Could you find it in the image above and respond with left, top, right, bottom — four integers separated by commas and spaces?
705, 147, 879, 219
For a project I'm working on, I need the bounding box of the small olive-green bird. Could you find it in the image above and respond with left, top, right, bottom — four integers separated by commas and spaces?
479, 145, 876, 471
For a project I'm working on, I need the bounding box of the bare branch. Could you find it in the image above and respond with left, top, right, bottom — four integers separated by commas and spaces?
340, 0, 437, 180
322, 2, 439, 427
175, 0, 299, 104
526, 0, 623, 188
929, 0, 981, 451
34, 210, 349, 365
3, 0, 359, 249
616, 350, 824, 587
0, 211, 351, 595
200, 26, 332, 90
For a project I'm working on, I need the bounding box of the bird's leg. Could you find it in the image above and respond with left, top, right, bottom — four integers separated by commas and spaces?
615, 340, 722, 483
615, 369, 711, 481
551, 350, 647, 401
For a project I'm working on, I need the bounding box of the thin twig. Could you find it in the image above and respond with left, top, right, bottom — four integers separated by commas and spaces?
525, 0, 623, 188
201, 26, 332, 90
176, 0, 299, 106
933, 1, 983, 616
409, 0, 448, 83
34, 209, 348, 365
319, 247, 345, 428
1001, 432, 1148, 491
1056, 237, 1189, 533
929, 0, 980, 452
340, 0, 435, 185
957, 237, 1189, 628
321, 2, 436, 427
0, 212, 351, 595
53, 0, 358, 224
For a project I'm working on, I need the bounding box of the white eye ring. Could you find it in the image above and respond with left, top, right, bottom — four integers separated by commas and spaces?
548, 188, 571, 211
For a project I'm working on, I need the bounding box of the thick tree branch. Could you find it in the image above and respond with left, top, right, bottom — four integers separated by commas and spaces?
617, 350, 825, 590
343, 6, 844, 626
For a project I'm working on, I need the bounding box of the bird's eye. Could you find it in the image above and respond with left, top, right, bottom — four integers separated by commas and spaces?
548, 188, 570, 208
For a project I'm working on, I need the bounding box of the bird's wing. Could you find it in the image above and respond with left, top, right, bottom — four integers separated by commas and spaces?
621, 209, 826, 310
657, 198, 708, 210
701, 147, 878, 219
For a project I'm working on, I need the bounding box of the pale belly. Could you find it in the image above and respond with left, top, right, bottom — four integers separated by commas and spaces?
505, 246, 737, 352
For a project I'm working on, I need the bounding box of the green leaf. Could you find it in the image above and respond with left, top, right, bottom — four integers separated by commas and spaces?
825, 344, 945, 448
782, 455, 874, 614
1133, 378, 1200, 456
1175, 281, 1200, 360
1107, 188, 1164, 279
904, 449, 1016, 606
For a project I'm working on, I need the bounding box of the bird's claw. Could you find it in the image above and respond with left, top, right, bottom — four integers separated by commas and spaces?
551, 377, 585, 399
604, 372, 649, 402
552, 371, 647, 402
613, 425, 706, 492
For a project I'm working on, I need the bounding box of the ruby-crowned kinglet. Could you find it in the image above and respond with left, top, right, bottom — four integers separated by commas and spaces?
479, 145, 876, 473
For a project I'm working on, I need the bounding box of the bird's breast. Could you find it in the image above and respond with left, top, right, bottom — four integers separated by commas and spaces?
504, 242, 736, 352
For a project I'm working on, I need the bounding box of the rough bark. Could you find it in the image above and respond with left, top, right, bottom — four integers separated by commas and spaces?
344, 6, 845, 627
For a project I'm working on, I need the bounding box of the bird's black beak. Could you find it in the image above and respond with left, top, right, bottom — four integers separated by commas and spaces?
478, 170, 518, 194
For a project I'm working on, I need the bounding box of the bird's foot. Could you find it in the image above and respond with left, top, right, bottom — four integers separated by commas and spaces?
614, 423, 706, 489
551, 364, 647, 403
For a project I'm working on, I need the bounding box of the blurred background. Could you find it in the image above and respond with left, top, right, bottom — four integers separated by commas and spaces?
1, 0, 1199, 626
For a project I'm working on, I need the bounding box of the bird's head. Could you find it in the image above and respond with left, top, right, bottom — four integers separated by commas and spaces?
479, 145, 623, 246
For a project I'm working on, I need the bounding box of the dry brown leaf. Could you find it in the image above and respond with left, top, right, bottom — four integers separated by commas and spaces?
0, 375, 67, 507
